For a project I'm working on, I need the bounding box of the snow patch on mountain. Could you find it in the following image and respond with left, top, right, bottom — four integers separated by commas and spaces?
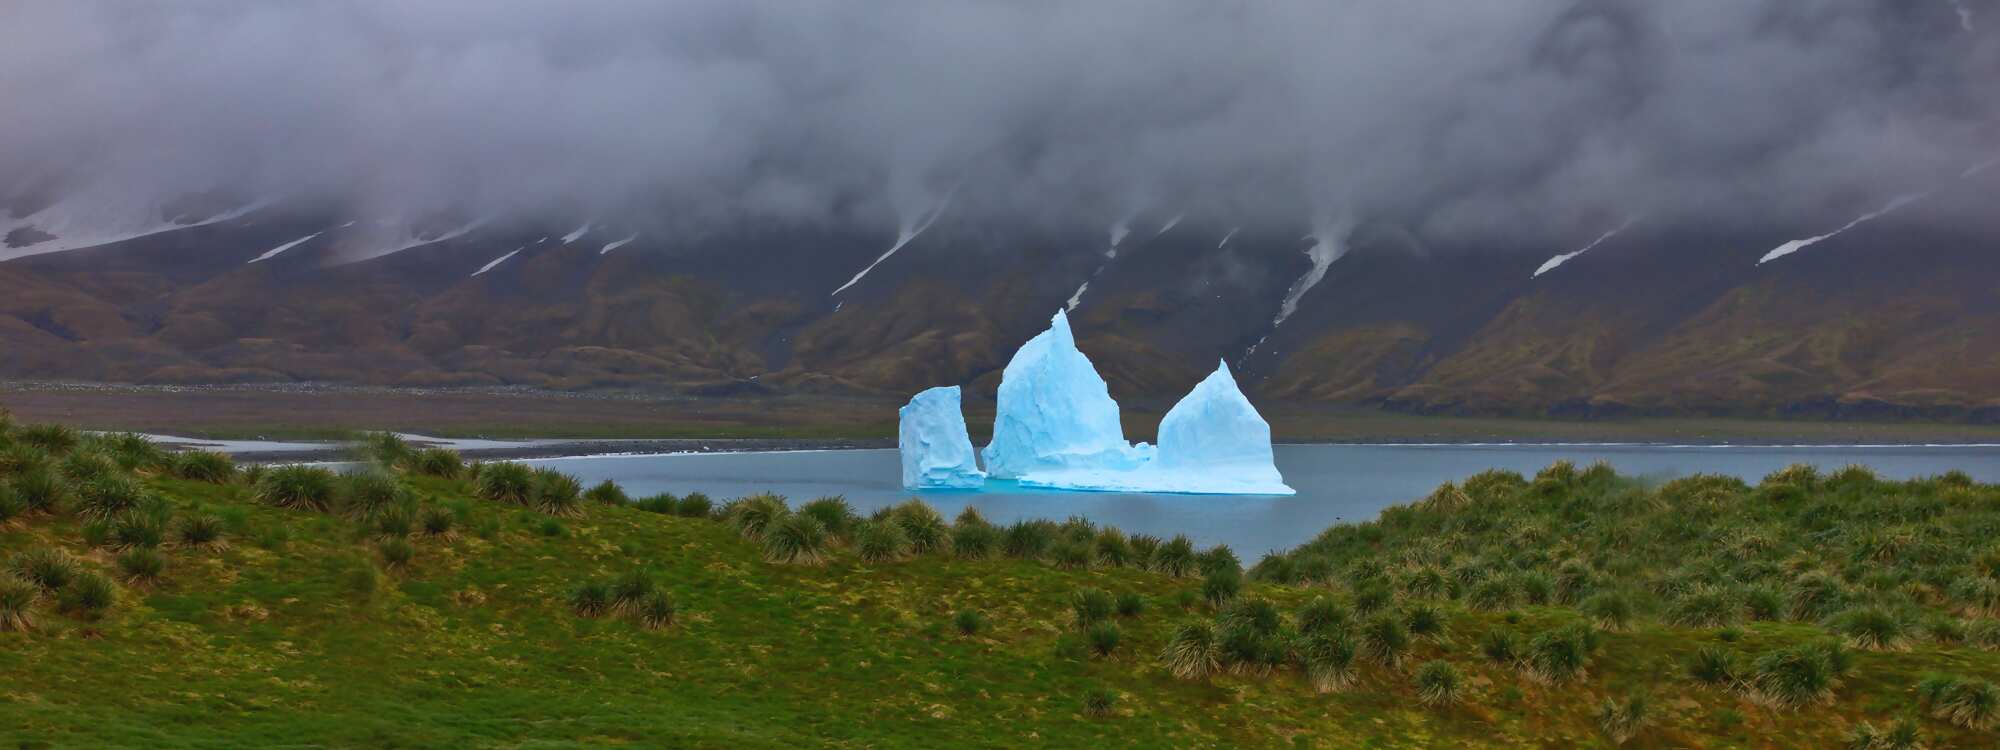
1155, 213, 1184, 237
831, 185, 956, 296
349, 216, 489, 263
561, 222, 591, 243
2, 191, 272, 263
1218, 227, 1239, 248
1269, 213, 1354, 331
248, 231, 323, 263
1758, 195, 1923, 265
471, 248, 522, 276
1965, 156, 2000, 179
1065, 281, 1091, 311
1533, 218, 1636, 278
599, 233, 638, 254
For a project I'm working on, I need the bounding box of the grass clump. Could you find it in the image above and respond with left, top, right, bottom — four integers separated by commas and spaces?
0, 575, 39, 632
1414, 660, 1464, 707
256, 465, 337, 513
177, 513, 227, 549
1843, 719, 1924, 750
1071, 588, 1115, 629
1003, 520, 1056, 559
1525, 626, 1595, 684
1917, 673, 2000, 730
798, 496, 856, 538
116, 548, 166, 585
951, 521, 1000, 560
1202, 569, 1242, 607
854, 520, 911, 563
728, 494, 789, 540
339, 471, 410, 519
169, 450, 235, 483
1297, 630, 1359, 693
529, 468, 584, 517
377, 538, 416, 570
1745, 643, 1848, 709
1161, 621, 1221, 679
476, 462, 535, 506
569, 582, 611, 618
1115, 592, 1144, 618
1151, 535, 1198, 578
1359, 614, 1410, 667
635, 592, 677, 630
887, 500, 946, 555
1827, 606, 1911, 651
676, 492, 713, 518
584, 480, 629, 506
10, 547, 79, 592
953, 609, 983, 636
1685, 646, 1737, 685
1082, 687, 1117, 718
57, 571, 116, 619
409, 447, 463, 478
762, 514, 830, 566
1595, 692, 1650, 745
1085, 621, 1122, 658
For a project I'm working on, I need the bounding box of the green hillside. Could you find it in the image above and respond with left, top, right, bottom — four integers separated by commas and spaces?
3, 420, 1999, 748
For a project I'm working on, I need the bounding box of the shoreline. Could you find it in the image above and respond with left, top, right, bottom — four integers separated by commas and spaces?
145, 434, 2000, 464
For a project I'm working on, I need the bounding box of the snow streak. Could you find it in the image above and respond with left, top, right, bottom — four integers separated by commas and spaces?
562, 222, 591, 243
599, 233, 639, 254
471, 248, 522, 276
1533, 218, 1636, 278
831, 186, 957, 296
1758, 194, 1924, 265
1268, 214, 1353, 330
248, 231, 322, 263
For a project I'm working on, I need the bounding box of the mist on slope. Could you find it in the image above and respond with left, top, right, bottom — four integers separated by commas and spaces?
2, 0, 1996, 255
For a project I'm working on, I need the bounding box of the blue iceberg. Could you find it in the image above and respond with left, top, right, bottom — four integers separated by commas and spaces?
898, 385, 987, 489
1016, 359, 1293, 495
980, 310, 1152, 480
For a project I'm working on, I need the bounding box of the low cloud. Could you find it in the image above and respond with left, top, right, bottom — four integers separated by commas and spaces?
2, 0, 1993, 250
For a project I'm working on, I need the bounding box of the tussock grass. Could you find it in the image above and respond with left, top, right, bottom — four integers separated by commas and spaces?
1415, 660, 1464, 707
0, 575, 39, 632
256, 466, 337, 513
169, 450, 235, 483
763, 514, 830, 566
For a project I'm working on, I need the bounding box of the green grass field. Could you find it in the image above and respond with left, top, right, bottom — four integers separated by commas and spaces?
4, 423, 2000, 747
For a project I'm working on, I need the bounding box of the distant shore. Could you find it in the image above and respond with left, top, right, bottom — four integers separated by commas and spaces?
7, 381, 2000, 449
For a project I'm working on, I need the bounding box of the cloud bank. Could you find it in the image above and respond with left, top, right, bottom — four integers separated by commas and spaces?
2, 0, 1995, 250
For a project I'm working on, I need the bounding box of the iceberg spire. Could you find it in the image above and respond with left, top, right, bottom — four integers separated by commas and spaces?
980, 310, 1149, 479
1151, 361, 1291, 492
898, 386, 986, 489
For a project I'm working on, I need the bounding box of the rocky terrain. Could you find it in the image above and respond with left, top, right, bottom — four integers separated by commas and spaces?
3, 166, 1997, 421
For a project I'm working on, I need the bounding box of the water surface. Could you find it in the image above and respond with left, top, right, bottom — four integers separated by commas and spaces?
524, 443, 2000, 556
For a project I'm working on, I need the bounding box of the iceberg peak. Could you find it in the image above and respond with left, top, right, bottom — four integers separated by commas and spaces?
980, 310, 1148, 479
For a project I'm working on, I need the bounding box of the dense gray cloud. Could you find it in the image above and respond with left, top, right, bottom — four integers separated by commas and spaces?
1, 0, 1994, 250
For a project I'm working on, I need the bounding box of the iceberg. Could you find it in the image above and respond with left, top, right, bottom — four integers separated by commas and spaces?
898, 386, 986, 489
981, 310, 1151, 480
1017, 360, 1293, 495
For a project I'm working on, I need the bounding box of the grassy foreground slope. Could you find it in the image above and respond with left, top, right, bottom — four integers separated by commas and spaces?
4, 425, 2000, 747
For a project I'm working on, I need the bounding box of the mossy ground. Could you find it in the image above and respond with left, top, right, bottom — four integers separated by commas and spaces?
3, 440, 1999, 747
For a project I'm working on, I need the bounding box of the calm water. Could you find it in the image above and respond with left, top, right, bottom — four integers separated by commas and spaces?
523, 444, 2000, 557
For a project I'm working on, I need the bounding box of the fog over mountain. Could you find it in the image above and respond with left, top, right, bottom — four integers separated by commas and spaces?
3, 0, 1996, 252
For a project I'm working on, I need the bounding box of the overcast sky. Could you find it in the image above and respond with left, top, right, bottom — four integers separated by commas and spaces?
2, 0, 1994, 248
